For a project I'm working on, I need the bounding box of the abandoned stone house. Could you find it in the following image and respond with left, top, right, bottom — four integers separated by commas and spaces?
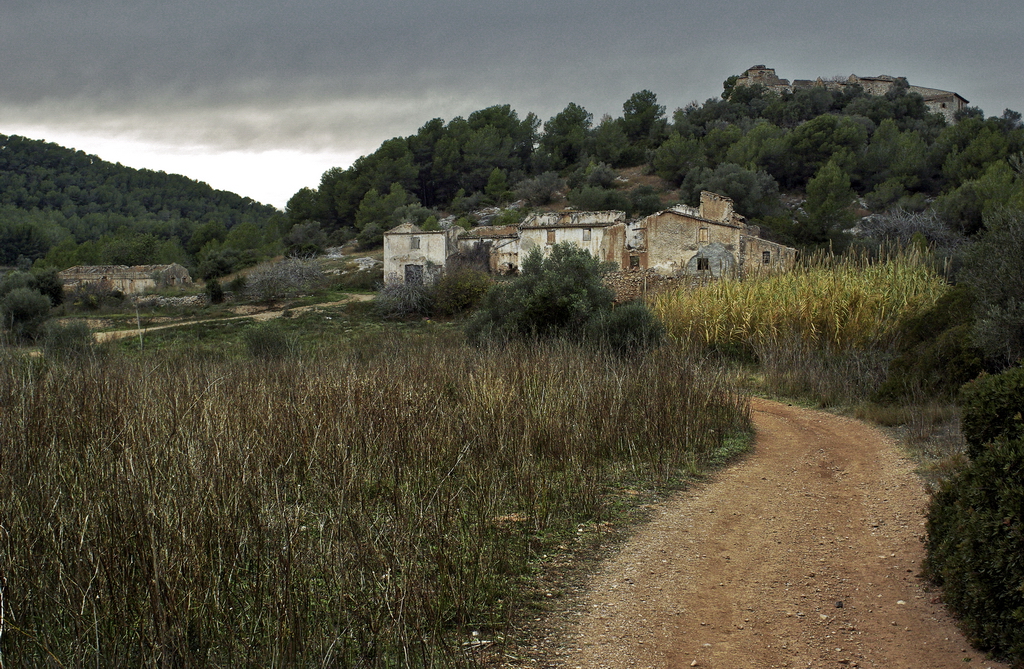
734, 65, 969, 124
381, 223, 462, 285
628, 192, 796, 278
383, 191, 795, 288
58, 263, 193, 294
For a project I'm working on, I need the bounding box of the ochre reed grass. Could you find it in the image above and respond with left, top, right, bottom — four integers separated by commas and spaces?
652, 246, 949, 352
651, 247, 950, 405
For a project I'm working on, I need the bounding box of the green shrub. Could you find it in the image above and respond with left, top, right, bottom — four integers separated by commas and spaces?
874, 284, 985, 403
923, 436, 1024, 664
40, 320, 93, 360
336, 266, 384, 291
431, 267, 491, 317
466, 243, 615, 341
959, 208, 1024, 368
629, 185, 664, 217
1, 287, 52, 341
0, 270, 35, 297
227, 274, 247, 294
587, 300, 665, 355
514, 171, 562, 206
241, 321, 297, 360
566, 186, 630, 213
63, 281, 127, 313
959, 365, 1024, 459
31, 269, 64, 306
356, 223, 385, 249
206, 279, 224, 304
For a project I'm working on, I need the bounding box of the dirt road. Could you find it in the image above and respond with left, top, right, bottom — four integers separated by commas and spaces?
92, 294, 373, 343
542, 398, 1005, 668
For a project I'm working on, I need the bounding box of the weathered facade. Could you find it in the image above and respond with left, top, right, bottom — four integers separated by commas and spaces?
59, 263, 192, 294
734, 65, 969, 123
382, 191, 796, 289
518, 210, 626, 266
628, 192, 795, 278
382, 223, 462, 285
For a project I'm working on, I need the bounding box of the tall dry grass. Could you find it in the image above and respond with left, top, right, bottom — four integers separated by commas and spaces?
652, 247, 950, 404
0, 334, 747, 666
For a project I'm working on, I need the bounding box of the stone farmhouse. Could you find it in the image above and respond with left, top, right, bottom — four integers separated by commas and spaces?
383, 191, 795, 294
734, 65, 969, 123
58, 263, 192, 294
628, 192, 795, 278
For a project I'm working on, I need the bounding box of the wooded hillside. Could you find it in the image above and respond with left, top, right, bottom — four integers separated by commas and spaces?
285, 81, 1024, 252
0, 134, 281, 275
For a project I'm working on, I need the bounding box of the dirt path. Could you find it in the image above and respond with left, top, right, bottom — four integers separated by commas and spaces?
535, 398, 1006, 669
92, 294, 373, 343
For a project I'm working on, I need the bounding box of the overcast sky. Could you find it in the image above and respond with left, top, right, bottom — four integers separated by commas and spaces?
2, 0, 1022, 209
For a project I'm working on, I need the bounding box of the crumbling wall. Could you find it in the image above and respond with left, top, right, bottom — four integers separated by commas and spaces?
742, 235, 797, 277
698, 191, 735, 223
604, 269, 687, 303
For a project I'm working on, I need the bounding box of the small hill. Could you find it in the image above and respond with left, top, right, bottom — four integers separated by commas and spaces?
0, 133, 281, 269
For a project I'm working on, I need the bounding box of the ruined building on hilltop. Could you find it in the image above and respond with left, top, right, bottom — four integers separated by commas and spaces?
733, 65, 969, 123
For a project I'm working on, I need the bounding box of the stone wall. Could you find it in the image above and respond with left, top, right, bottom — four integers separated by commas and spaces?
131, 295, 209, 309
604, 269, 688, 303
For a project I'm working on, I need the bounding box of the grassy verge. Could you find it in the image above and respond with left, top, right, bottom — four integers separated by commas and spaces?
0, 333, 748, 666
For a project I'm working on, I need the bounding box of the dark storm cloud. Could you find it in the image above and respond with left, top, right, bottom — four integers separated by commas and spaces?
2, 0, 1023, 159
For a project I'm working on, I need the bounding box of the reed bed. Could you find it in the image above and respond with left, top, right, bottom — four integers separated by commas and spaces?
653, 247, 948, 351
651, 247, 950, 404
0, 334, 747, 667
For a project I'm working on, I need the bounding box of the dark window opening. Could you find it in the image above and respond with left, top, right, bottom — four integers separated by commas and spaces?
629, 255, 640, 268
763, 250, 771, 264
405, 264, 424, 285
696, 257, 710, 271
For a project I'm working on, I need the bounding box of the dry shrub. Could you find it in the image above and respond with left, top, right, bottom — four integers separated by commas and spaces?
244, 257, 325, 302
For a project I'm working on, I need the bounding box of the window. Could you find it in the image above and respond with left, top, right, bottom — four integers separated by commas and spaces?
582, 228, 591, 242
410, 236, 420, 250
698, 228, 709, 244
696, 257, 710, 271
763, 250, 771, 264
629, 255, 640, 268
547, 229, 556, 244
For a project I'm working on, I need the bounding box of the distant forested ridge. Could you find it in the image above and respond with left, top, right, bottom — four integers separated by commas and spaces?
0, 134, 282, 276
